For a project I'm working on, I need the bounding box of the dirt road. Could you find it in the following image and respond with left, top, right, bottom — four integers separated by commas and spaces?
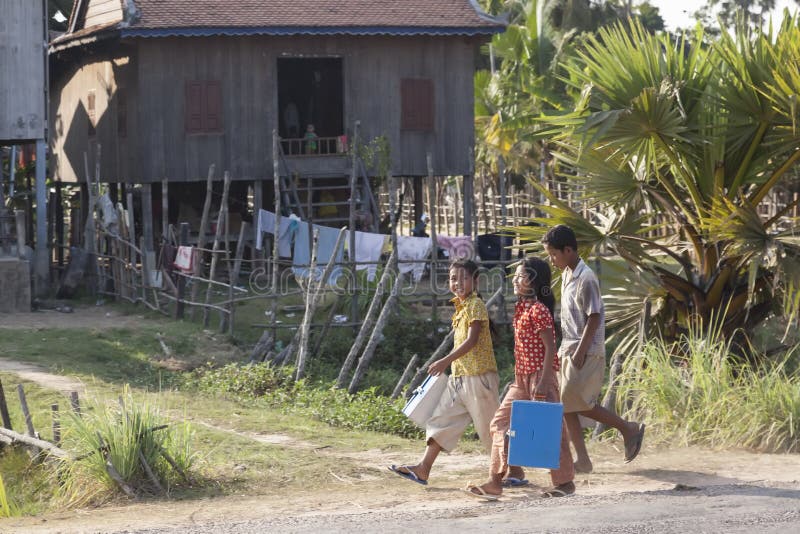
4, 414, 799, 533
2, 310, 799, 533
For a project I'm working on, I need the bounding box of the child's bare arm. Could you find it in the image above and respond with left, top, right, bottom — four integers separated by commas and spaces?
571, 313, 601, 369
428, 320, 482, 376
534, 327, 557, 401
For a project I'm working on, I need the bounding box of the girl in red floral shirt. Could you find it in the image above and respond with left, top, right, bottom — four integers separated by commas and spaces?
464, 257, 575, 500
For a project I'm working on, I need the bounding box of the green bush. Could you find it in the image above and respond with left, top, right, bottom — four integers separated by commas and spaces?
616, 329, 800, 453
194, 362, 423, 439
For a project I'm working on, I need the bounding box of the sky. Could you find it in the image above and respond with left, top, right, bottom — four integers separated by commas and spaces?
649, 0, 800, 32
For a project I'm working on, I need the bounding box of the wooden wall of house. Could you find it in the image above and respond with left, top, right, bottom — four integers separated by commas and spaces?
84, 0, 124, 28
49, 48, 134, 184
52, 33, 479, 183
0, 0, 47, 142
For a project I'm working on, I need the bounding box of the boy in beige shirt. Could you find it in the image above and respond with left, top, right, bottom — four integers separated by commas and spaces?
543, 225, 645, 473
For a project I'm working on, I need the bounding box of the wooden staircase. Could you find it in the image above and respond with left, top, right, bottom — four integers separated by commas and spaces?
277, 145, 380, 231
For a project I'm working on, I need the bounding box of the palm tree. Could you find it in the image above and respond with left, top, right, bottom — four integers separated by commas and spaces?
518, 17, 800, 354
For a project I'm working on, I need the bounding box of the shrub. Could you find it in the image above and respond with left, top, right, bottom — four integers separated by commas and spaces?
194, 362, 423, 439
617, 329, 800, 453
59, 389, 195, 505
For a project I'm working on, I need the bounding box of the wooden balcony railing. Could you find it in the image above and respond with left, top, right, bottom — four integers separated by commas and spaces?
281, 135, 348, 156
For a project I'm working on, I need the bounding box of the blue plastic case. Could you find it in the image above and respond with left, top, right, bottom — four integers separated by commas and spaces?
507, 400, 564, 469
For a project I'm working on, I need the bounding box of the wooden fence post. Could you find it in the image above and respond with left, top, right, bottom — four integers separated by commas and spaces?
190, 164, 216, 320
51, 404, 60, 445
391, 353, 419, 400
335, 250, 396, 388
203, 171, 231, 328
175, 222, 189, 319
0, 378, 13, 430
17, 385, 35, 437
348, 276, 401, 393
70, 391, 81, 416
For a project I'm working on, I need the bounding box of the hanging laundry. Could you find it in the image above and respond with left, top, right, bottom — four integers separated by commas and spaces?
436, 235, 474, 260
396, 235, 432, 282
354, 231, 388, 281
173, 246, 195, 272
256, 209, 299, 257
293, 223, 345, 284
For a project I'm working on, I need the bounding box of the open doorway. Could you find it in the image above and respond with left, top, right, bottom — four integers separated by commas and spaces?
277, 57, 344, 154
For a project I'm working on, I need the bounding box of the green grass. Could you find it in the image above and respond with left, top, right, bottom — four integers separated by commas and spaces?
616, 329, 800, 453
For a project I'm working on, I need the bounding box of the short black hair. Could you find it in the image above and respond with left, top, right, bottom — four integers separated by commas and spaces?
449, 258, 480, 278
542, 224, 578, 251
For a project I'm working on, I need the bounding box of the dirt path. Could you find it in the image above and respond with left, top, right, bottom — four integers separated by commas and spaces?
0, 305, 149, 331
2, 334, 799, 533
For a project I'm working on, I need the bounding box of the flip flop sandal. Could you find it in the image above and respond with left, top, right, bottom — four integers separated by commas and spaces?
541, 488, 569, 498
388, 464, 428, 486
501, 477, 529, 488
541, 482, 575, 498
624, 423, 646, 463
462, 484, 500, 501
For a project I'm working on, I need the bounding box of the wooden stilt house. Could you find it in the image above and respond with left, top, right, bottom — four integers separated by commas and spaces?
49, 0, 504, 244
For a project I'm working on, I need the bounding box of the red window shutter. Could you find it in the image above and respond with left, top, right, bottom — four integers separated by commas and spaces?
185, 82, 203, 133
401, 78, 434, 131
204, 81, 222, 132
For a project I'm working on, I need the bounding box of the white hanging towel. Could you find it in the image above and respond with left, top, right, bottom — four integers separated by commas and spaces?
396, 235, 432, 282
354, 231, 388, 281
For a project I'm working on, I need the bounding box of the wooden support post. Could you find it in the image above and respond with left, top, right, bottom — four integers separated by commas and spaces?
391, 353, 420, 400
348, 275, 401, 393
175, 223, 189, 319
249, 331, 274, 363
51, 404, 60, 445
463, 173, 474, 239
70, 391, 81, 416
0, 378, 13, 430
139, 450, 164, 493
55, 181, 64, 267
203, 171, 231, 328
295, 227, 320, 380
230, 221, 248, 289
126, 190, 136, 292
17, 385, 35, 436
413, 176, 424, 233
190, 165, 216, 319
426, 154, 439, 332
335, 250, 396, 388
14, 210, 26, 259
141, 183, 154, 253
348, 121, 361, 329
270, 131, 282, 347
161, 179, 169, 241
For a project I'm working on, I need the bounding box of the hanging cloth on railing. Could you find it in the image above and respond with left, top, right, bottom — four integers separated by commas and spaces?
256, 209, 299, 256
436, 235, 474, 260
396, 235, 432, 282
353, 231, 388, 281
292, 223, 345, 285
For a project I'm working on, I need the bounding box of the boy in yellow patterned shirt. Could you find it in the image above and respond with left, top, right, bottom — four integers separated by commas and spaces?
390, 259, 500, 485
